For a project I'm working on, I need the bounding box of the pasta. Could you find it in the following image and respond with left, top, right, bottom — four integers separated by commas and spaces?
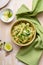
11, 21, 35, 44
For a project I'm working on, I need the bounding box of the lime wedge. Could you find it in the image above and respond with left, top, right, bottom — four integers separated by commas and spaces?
4, 43, 12, 52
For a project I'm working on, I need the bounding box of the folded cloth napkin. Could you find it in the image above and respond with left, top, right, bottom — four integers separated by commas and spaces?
16, 0, 43, 16
16, 0, 43, 65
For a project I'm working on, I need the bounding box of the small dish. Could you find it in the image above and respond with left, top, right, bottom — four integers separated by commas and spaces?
10, 19, 36, 46
0, 8, 14, 23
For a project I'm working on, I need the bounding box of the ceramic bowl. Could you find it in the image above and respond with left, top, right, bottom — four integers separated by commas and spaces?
10, 19, 36, 46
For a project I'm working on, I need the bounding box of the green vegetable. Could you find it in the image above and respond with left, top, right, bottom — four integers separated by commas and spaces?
8, 11, 12, 18
3, 10, 13, 21
23, 29, 30, 36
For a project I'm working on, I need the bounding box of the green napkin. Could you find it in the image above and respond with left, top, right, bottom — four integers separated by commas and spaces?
16, 0, 43, 16
16, 0, 43, 65
16, 44, 42, 65
16, 0, 39, 14
31, 0, 43, 16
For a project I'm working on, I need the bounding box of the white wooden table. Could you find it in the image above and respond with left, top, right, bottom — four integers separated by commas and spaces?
0, 0, 43, 65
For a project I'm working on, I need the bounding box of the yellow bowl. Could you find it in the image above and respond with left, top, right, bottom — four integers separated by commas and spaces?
10, 19, 36, 46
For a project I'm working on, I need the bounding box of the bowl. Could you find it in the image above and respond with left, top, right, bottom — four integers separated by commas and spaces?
0, 8, 14, 23
10, 19, 36, 46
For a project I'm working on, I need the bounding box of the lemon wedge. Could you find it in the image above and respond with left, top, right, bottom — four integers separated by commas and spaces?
4, 43, 12, 52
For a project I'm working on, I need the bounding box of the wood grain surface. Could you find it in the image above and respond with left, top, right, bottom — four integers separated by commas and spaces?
0, 0, 43, 65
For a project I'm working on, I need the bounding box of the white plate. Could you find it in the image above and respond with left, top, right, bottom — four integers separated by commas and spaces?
0, 0, 10, 9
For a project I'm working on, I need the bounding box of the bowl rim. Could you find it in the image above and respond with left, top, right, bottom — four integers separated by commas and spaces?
10, 18, 36, 46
